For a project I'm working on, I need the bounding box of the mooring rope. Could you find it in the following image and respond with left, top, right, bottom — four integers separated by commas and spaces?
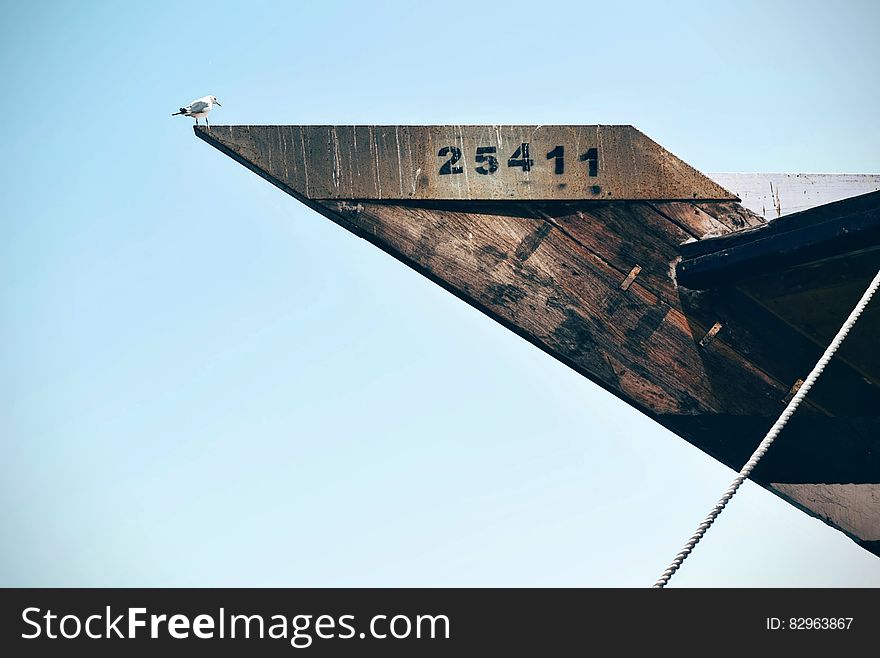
653, 267, 880, 588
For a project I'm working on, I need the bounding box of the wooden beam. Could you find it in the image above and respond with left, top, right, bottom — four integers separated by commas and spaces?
196, 125, 736, 202
677, 191, 880, 289
196, 124, 880, 558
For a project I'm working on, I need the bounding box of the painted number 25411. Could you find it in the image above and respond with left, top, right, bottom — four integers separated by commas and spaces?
437, 143, 599, 177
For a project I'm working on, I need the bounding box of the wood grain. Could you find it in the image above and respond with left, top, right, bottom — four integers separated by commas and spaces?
197, 124, 880, 556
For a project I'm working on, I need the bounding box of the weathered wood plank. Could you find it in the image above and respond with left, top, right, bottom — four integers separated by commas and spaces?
699, 200, 766, 228
648, 201, 733, 238
197, 125, 736, 201
329, 201, 789, 417
708, 173, 880, 220
770, 483, 880, 540
537, 202, 845, 419
196, 123, 880, 558
739, 249, 880, 388
678, 287, 880, 416
550, 202, 689, 306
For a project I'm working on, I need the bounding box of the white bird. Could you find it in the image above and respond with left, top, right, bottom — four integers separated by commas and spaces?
172, 95, 221, 127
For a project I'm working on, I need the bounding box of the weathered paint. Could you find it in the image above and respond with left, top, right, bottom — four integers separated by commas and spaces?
708, 173, 880, 219
200, 125, 736, 201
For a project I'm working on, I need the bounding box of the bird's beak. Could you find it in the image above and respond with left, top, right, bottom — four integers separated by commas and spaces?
214, 101, 221, 106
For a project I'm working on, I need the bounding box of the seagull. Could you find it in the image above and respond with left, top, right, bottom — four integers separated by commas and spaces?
172, 95, 221, 127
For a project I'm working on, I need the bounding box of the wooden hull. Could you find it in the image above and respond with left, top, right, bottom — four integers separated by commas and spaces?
197, 125, 880, 557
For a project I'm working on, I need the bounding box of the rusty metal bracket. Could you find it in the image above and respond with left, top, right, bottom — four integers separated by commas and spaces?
699, 322, 723, 348
783, 378, 805, 404
619, 265, 642, 291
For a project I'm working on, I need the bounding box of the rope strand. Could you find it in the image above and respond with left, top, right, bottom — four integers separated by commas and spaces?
653, 267, 880, 588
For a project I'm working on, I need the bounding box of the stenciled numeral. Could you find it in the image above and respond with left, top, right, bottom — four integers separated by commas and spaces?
438, 146, 463, 175
546, 145, 564, 175
579, 147, 599, 177
436, 144, 597, 178
507, 143, 533, 172
475, 146, 499, 175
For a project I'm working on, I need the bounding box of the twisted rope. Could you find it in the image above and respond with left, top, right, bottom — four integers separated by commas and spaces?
653, 267, 880, 588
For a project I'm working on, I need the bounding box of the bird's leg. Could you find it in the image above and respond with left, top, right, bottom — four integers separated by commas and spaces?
206, 116, 209, 129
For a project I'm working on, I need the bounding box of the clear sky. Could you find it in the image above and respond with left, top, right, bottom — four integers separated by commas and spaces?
2, 0, 879, 587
